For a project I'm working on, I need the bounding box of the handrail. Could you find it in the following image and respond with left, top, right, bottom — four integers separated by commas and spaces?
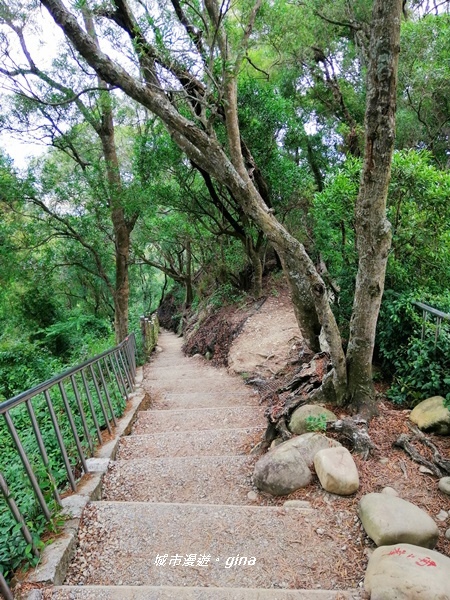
0, 333, 137, 597
0, 335, 134, 415
413, 300, 450, 345
413, 301, 450, 322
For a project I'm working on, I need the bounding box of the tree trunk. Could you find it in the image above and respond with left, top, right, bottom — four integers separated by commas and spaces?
246, 237, 263, 298
83, 6, 131, 343
345, 0, 402, 416
184, 239, 193, 307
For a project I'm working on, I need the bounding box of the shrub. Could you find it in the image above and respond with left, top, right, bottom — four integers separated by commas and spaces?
377, 291, 450, 408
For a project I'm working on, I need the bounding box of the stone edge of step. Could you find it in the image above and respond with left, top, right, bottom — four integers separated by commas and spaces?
25, 585, 362, 599
18, 370, 147, 598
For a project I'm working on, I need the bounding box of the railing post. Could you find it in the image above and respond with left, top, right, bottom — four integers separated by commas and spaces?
3, 412, 52, 521
0, 569, 13, 600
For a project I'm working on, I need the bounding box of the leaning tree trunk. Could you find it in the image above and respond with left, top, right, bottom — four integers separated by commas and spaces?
40, 0, 347, 398
184, 239, 194, 307
345, 0, 402, 416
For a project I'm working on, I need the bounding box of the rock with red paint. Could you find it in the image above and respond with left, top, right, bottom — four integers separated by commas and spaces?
358, 493, 439, 549
364, 543, 450, 599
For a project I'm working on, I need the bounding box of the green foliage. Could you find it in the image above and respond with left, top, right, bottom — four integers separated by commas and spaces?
377, 291, 450, 407
312, 150, 450, 327
209, 283, 246, 309
397, 14, 450, 166
387, 150, 450, 292
311, 157, 360, 324
0, 338, 63, 401
304, 413, 328, 432
0, 347, 129, 581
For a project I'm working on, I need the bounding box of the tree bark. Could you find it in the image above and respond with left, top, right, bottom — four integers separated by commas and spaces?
83, 6, 132, 343
246, 239, 263, 298
184, 239, 193, 307
345, 0, 402, 416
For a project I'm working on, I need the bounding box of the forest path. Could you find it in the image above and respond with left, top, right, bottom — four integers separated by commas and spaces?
44, 331, 361, 599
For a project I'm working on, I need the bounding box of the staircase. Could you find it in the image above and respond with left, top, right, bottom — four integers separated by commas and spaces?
45, 331, 360, 599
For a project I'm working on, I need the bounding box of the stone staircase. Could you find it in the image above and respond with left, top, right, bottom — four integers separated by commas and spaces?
45, 331, 360, 599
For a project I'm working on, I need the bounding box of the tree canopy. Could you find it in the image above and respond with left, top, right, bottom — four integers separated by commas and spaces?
0, 0, 449, 413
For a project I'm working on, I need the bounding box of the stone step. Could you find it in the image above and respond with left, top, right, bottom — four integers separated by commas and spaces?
102, 456, 257, 504
152, 391, 258, 410
47, 585, 360, 599
61, 502, 357, 591
149, 377, 246, 393
146, 364, 233, 375
117, 427, 264, 459
132, 406, 266, 434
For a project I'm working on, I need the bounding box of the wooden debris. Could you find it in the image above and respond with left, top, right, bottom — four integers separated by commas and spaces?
394, 426, 450, 477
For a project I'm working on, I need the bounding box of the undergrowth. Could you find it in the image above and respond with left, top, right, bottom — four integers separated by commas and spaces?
0, 358, 127, 582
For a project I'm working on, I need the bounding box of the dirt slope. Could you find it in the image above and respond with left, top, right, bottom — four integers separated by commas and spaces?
228, 293, 301, 378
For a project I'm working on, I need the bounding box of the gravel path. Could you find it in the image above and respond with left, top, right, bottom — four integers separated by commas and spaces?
51, 331, 362, 597
117, 428, 265, 459
132, 406, 266, 434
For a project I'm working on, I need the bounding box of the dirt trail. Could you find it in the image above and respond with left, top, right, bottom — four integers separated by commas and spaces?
227, 294, 301, 378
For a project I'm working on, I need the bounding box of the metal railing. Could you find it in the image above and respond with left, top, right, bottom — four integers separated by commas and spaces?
413, 300, 450, 346
0, 334, 137, 600
140, 314, 159, 359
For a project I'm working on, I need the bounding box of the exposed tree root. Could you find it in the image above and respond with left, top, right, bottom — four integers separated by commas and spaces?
394, 426, 450, 477
327, 417, 377, 459
256, 351, 378, 458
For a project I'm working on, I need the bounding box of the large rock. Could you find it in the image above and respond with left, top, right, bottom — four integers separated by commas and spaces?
253, 433, 340, 496
358, 493, 439, 549
409, 396, 450, 435
314, 447, 359, 496
289, 404, 337, 435
438, 476, 450, 495
364, 543, 450, 599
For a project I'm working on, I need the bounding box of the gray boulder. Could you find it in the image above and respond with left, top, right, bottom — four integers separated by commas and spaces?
289, 404, 337, 435
253, 433, 340, 496
314, 446, 359, 496
364, 543, 450, 600
409, 396, 450, 435
438, 476, 450, 495
358, 493, 439, 549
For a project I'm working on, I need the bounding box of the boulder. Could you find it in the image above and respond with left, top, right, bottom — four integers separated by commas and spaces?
438, 476, 450, 495
313, 447, 359, 496
381, 487, 399, 497
364, 543, 450, 600
253, 433, 340, 496
289, 404, 337, 435
409, 396, 450, 435
358, 493, 439, 549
